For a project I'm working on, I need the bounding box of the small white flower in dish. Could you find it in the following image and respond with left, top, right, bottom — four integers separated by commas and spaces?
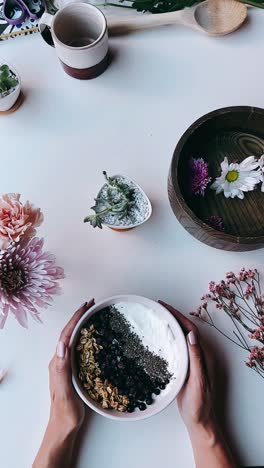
211, 156, 262, 199
258, 154, 264, 192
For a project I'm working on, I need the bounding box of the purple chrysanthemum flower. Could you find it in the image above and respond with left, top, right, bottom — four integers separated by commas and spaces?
207, 215, 224, 232
190, 157, 212, 196
0, 237, 64, 329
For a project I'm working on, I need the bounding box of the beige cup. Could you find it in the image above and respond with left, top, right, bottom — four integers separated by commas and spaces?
39, 2, 109, 79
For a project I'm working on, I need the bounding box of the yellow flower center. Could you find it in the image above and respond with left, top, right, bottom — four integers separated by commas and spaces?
226, 170, 239, 183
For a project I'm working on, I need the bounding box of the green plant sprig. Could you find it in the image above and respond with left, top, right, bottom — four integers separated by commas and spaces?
0, 65, 18, 98
84, 171, 136, 229
96, 0, 264, 14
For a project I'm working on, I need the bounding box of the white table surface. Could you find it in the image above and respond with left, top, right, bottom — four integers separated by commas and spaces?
1, 6, 264, 467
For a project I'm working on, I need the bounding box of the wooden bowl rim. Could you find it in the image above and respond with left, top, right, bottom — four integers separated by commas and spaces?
170, 105, 264, 244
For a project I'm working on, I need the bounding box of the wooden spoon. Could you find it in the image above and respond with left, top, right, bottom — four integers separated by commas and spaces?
108, 0, 247, 36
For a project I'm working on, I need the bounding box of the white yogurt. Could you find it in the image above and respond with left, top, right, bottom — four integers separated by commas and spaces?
114, 302, 179, 378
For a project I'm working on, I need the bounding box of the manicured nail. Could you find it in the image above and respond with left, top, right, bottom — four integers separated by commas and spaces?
188, 331, 197, 346
87, 298, 95, 307
0, 368, 6, 383
80, 301, 88, 308
57, 341, 66, 358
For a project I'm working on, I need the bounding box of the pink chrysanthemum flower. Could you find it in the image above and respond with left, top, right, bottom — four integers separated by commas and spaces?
0, 237, 64, 329
189, 158, 212, 196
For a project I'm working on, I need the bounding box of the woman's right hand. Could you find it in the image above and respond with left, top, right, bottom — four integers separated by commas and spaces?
159, 301, 236, 468
159, 300, 214, 431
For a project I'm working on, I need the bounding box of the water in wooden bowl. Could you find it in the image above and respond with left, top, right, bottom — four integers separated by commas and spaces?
168, 107, 264, 251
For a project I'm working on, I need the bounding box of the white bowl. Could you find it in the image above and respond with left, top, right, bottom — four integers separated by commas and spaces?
100, 175, 152, 231
70, 295, 189, 421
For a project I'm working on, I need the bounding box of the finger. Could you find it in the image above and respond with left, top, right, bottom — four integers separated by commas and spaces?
187, 331, 209, 386
60, 298, 95, 346
49, 345, 72, 399
56, 342, 71, 374
158, 300, 199, 336
49, 344, 71, 379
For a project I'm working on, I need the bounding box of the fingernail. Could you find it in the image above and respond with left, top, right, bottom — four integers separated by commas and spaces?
87, 298, 95, 307
0, 368, 6, 383
57, 341, 66, 358
80, 301, 88, 308
188, 331, 197, 346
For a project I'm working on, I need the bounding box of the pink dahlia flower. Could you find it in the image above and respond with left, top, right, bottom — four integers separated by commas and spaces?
0, 237, 64, 329
0, 193, 43, 250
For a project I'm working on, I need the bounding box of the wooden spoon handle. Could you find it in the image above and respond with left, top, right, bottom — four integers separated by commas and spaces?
107, 11, 183, 35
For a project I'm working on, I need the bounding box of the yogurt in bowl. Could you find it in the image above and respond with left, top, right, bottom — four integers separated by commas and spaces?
70, 295, 189, 421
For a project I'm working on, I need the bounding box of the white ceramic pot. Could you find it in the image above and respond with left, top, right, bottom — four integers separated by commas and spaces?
70, 295, 189, 421
100, 175, 152, 231
0, 63, 21, 112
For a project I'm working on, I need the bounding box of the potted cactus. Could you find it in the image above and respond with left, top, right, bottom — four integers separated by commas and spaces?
84, 171, 152, 231
0, 63, 21, 112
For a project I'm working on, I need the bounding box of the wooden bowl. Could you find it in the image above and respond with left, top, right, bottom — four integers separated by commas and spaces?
168, 106, 264, 251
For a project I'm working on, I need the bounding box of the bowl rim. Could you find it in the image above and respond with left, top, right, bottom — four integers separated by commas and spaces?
170, 105, 264, 244
70, 295, 189, 421
99, 174, 152, 229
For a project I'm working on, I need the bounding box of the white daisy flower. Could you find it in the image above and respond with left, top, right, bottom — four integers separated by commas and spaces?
258, 154, 264, 192
211, 156, 262, 199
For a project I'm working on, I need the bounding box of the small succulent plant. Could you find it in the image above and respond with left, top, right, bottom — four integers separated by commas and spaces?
0, 65, 18, 98
84, 171, 136, 229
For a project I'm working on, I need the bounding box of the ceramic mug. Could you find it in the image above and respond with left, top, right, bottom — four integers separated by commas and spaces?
39, 2, 109, 79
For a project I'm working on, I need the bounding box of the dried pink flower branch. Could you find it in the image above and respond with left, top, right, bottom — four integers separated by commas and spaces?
192, 268, 264, 379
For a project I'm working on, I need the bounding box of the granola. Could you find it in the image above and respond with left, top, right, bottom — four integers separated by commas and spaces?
76, 325, 129, 412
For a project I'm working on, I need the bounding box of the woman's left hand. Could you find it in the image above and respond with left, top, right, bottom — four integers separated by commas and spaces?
33, 299, 95, 468
48, 298, 95, 434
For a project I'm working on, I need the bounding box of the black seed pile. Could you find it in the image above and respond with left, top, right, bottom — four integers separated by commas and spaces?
109, 308, 171, 382
84, 306, 172, 413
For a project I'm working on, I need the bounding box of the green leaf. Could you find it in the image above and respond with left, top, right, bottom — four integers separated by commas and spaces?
238, 0, 264, 7
84, 214, 103, 229
0, 65, 9, 77
125, 0, 199, 13
111, 201, 128, 213
103, 170, 114, 185
6, 77, 18, 88
0, 65, 18, 96
93, 196, 111, 213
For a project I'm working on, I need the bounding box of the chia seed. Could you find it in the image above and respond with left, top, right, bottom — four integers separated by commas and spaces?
109, 307, 172, 382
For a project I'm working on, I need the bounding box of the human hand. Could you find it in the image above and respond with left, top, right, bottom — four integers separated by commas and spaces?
159, 301, 235, 468
48, 299, 95, 435
158, 300, 214, 432
33, 299, 95, 468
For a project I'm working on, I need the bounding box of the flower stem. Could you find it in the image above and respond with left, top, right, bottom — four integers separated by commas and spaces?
233, 297, 259, 326
235, 282, 259, 318
198, 314, 248, 351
